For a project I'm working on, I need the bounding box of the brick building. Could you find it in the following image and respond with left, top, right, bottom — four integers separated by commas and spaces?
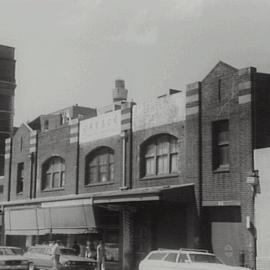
0, 45, 16, 198
2, 62, 270, 270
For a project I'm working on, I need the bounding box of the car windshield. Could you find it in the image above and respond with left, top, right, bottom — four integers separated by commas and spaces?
0, 248, 23, 255
189, 254, 222, 264
60, 248, 77, 256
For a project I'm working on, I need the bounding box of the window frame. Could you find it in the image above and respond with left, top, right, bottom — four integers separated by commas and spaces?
85, 147, 115, 185
212, 120, 230, 171
16, 162, 24, 194
42, 156, 65, 190
141, 134, 179, 178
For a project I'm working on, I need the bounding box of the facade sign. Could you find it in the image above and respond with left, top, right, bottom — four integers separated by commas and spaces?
224, 244, 233, 258
80, 110, 121, 143
132, 93, 185, 131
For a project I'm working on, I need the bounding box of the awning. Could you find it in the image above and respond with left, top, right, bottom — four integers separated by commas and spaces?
93, 183, 195, 204
4, 207, 50, 235
5, 199, 96, 235
41, 199, 96, 234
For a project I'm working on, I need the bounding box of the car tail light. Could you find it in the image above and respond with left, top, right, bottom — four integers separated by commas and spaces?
64, 261, 71, 266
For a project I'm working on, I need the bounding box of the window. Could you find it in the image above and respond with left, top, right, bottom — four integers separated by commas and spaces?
213, 120, 229, 170
20, 137, 23, 152
44, 120, 49, 130
16, 162, 24, 193
85, 147, 114, 185
42, 157, 65, 190
218, 79, 222, 102
178, 253, 188, 263
148, 252, 168, 260
164, 252, 178, 262
142, 134, 178, 177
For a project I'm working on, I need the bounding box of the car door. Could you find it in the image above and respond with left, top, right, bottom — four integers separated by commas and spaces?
26, 248, 45, 268
33, 247, 52, 269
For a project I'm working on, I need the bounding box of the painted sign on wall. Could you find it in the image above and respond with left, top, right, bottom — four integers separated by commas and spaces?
132, 93, 185, 132
80, 110, 121, 143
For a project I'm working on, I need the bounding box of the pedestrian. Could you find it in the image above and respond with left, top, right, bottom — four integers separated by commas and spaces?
72, 241, 80, 256
51, 240, 61, 270
96, 240, 105, 270
85, 240, 97, 259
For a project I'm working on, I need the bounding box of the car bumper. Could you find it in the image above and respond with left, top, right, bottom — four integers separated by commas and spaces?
59, 266, 96, 270
0, 266, 29, 270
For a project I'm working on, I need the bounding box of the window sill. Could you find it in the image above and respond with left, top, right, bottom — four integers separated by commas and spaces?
16, 192, 23, 195
140, 173, 179, 181
213, 165, 230, 173
42, 187, 65, 192
85, 181, 114, 187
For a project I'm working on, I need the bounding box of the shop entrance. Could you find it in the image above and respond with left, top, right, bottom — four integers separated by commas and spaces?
134, 202, 187, 268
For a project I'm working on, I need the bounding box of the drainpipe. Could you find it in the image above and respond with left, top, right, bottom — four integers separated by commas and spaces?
75, 120, 80, 194
121, 131, 127, 189
29, 152, 34, 199
7, 139, 12, 202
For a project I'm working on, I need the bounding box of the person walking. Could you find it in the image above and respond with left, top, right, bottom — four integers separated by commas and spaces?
96, 240, 105, 270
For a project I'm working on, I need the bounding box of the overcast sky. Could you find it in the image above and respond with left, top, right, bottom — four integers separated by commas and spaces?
1, 0, 270, 125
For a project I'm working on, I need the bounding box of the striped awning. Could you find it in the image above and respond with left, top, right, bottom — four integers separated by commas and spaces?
4, 199, 96, 235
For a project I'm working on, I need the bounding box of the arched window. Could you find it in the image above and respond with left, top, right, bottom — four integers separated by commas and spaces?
85, 147, 114, 185
42, 156, 65, 190
141, 134, 178, 177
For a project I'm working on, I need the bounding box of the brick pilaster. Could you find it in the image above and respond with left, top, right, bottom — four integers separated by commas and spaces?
238, 66, 257, 269
122, 208, 134, 270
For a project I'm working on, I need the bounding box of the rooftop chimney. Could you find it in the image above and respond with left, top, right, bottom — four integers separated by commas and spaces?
113, 79, 128, 103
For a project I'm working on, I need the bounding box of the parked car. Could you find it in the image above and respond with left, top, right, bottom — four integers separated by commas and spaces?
139, 248, 251, 270
0, 246, 30, 270
24, 245, 96, 270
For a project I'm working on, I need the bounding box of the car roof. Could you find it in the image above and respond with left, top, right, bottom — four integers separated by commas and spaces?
155, 248, 214, 255
30, 245, 66, 248
0, 246, 22, 249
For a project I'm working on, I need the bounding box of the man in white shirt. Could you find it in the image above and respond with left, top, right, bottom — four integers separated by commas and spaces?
51, 240, 61, 270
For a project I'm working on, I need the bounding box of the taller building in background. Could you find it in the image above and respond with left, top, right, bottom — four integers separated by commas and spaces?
0, 45, 16, 176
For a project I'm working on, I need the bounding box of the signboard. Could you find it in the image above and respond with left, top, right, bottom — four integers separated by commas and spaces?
80, 110, 121, 143
133, 93, 185, 131
105, 243, 119, 262
224, 244, 233, 258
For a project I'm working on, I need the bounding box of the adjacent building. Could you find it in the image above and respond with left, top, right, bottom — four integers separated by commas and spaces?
0, 45, 16, 198
2, 62, 270, 270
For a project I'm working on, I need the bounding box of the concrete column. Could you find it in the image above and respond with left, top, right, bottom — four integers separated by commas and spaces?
66, 235, 75, 248
122, 209, 134, 270
186, 204, 200, 248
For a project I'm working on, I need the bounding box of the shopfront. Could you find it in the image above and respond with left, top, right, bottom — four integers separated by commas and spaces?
3, 184, 196, 270
94, 183, 197, 270
3, 197, 122, 270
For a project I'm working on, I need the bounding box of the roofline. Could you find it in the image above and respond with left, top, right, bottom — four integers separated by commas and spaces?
202, 61, 238, 81
0, 183, 194, 207
21, 122, 33, 132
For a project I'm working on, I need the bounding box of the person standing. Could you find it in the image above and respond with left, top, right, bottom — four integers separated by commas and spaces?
72, 241, 80, 256
85, 240, 97, 259
51, 240, 61, 270
96, 240, 105, 270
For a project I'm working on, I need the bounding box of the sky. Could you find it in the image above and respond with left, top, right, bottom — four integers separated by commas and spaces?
0, 0, 270, 125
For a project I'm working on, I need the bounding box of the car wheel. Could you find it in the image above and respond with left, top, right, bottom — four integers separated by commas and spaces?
28, 263, 35, 270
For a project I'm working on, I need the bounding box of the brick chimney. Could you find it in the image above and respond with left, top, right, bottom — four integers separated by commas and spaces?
112, 79, 128, 103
